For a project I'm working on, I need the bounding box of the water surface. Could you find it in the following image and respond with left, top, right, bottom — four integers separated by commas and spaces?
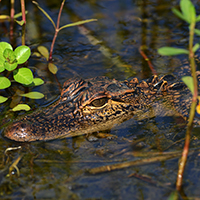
0, 0, 200, 199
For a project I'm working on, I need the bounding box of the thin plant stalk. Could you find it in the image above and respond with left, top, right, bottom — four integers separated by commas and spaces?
49, 0, 65, 61
21, 0, 26, 45
10, 0, 15, 41
32, 0, 96, 63
176, 21, 198, 191
139, 46, 157, 75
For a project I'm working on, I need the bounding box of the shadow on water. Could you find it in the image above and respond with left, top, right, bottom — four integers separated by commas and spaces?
0, 0, 200, 199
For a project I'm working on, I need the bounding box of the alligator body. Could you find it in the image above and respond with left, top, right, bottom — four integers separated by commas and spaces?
3, 74, 195, 142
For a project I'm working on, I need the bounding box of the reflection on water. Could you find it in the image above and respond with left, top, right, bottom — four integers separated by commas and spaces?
0, 0, 200, 199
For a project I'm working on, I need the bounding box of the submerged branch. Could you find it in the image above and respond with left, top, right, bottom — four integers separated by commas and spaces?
88, 151, 182, 174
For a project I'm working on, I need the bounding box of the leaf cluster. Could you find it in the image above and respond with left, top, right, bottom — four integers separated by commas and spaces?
0, 42, 44, 111
0, 0, 97, 112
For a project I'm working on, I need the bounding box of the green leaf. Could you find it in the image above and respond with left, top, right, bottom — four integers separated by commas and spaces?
20, 92, 44, 99
48, 62, 58, 74
37, 46, 49, 60
189, 3, 196, 23
0, 42, 12, 60
59, 19, 97, 31
167, 191, 178, 200
192, 43, 200, 53
32, 52, 42, 57
180, 0, 196, 23
15, 20, 25, 26
0, 15, 10, 22
172, 8, 186, 21
182, 76, 194, 95
196, 14, 200, 22
3, 48, 16, 63
194, 29, 200, 36
12, 104, 31, 111
32, 1, 56, 29
14, 45, 31, 64
0, 76, 11, 89
14, 11, 28, 19
158, 47, 189, 56
13, 68, 34, 85
0, 96, 8, 103
4, 61, 18, 71
25, 78, 44, 87
0, 60, 5, 72
33, 78, 44, 86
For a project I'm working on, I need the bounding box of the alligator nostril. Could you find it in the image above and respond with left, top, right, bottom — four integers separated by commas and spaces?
4, 122, 31, 142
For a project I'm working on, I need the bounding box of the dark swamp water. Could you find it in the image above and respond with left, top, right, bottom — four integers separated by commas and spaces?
1, 0, 200, 199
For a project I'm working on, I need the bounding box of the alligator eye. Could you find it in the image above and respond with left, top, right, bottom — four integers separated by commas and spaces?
91, 97, 108, 107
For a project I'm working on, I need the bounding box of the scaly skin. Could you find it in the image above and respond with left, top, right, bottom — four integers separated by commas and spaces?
3, 75, 191, 142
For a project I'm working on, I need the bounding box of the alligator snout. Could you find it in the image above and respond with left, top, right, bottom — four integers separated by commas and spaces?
4, 122, 35, 142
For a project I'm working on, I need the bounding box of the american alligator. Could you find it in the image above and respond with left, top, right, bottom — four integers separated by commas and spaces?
3, 73, 198, 142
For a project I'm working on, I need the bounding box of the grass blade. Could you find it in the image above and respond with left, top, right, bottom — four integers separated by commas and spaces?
59, 19, 97, 31
158, 47, 189, 56
32, 1, 56, 29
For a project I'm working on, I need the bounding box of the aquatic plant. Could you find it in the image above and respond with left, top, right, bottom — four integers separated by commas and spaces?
158, 0, 200, 195
32, 0, 97, 74
0, 0, 45, 111
0, 42, 44, 111
0, 0, 96, 111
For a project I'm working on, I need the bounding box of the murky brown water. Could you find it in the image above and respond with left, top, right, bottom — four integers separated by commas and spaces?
1, 0, 200, 199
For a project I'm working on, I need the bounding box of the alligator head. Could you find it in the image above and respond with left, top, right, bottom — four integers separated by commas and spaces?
3, 75, 188, 142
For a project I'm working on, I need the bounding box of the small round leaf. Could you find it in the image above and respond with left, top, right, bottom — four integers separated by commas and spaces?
0, 60, 5, 72
12, 104, 31, 111
37, 46, 49, 60
14, 45, 31, 64
3, 48, 16, 63
20, 92, 44, 99
48, 63, 58, 74
33, 78, 44, 86
0, 76, 11, 89
32, 52, 42, 57
0, 96, 8, 103
0, 42, 12, 60
4, 61, 18, 71
13, 68, 34, 85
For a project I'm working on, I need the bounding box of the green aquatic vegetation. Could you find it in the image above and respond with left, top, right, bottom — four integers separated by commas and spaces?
32, 0, 97, 74
0, 9, 27, 23
33, 45, 58, 74
0, 42, 44, 111
0, 0, 28, 45
158, 0, 200, 194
